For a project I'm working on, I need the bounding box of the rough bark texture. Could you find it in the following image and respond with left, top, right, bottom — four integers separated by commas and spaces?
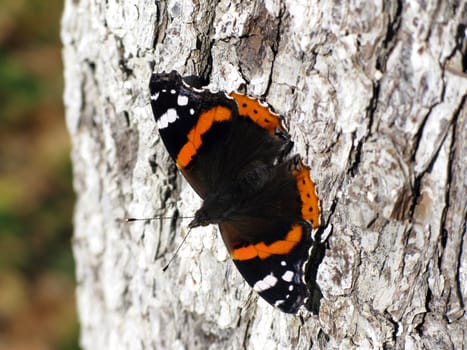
62, 0, 466, 349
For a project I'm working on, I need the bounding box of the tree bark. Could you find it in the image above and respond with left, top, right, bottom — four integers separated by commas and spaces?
62, 0, 466, 349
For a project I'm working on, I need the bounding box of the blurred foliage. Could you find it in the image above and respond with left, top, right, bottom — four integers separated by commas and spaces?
0, 0, 79, 349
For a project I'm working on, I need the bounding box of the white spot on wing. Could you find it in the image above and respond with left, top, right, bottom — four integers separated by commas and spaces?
170, 89, 176, 94
177, 95, 189, 106
281, 270, 294, 282
274, 300, 284, 307
253, 273, 278, 292
281, 261, 286, 266
157, 108, 179, 129
150, 92, 159, 101
288, 285, 294, 291
189, 108, 195, 115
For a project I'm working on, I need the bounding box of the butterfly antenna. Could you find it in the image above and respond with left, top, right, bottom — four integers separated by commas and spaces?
117, 217, 153, 222
116, 215, 194, 223
162, 227, 193, 272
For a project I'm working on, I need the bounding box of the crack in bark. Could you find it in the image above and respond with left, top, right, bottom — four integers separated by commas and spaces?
153, 0, 168, 49
346, 0, 402, 178
186, 0, 221, 78
456, 218, 466, 310
264, 0, 284, 97
443, 94, 466, 313
241, 318, 252, 350
379, 0, 403, 71
384, 309, 400, 344
408, 90, 458, 221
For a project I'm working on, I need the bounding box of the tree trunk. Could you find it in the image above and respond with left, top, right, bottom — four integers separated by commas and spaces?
62, 0, 466, 349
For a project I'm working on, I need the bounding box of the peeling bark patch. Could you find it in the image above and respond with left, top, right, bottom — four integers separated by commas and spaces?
237, 3, 279, 84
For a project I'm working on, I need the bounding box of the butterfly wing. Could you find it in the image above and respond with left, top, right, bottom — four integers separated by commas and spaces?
217, 156, 321, 313
149, 71, 291, 198
150, 71, 234, 197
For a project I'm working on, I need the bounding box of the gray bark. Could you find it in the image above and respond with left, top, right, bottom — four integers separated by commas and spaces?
62, 0, 466, 349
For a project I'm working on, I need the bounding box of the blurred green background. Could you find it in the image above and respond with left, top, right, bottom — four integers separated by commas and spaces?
0, 0, 79, 349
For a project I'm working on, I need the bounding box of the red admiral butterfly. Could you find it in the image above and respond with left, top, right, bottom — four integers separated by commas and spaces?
149, 71, 323, 314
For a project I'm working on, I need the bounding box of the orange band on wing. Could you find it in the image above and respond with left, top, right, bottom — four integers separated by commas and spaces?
176, 106, 232, 168
231, 225, 303, 261
293, 160, 320, 228
229, 92, 285, 135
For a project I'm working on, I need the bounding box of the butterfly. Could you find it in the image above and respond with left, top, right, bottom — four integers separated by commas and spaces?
149, 70, 323, 313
